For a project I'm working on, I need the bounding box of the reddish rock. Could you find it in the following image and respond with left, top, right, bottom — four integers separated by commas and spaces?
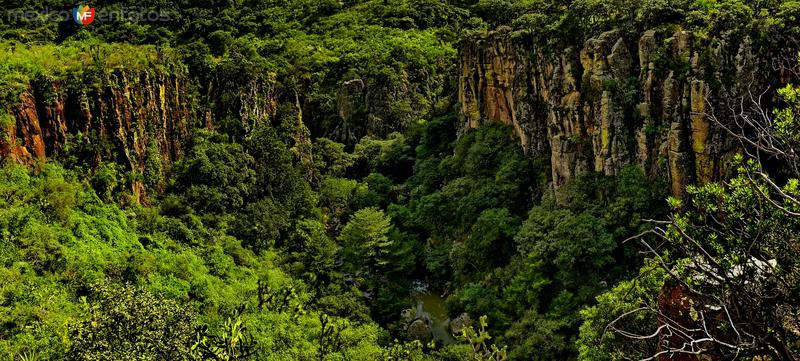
1, 70, 191, 203
656, 282, 724, 361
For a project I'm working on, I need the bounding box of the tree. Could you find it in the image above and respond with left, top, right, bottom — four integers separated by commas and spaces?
457, 315, 508, 361
229, 199, 291, 252
515, 206, 615, 301
602, 84, 800, 359
288, 219, 338, 279
193, 316, 256, 361
312, 137, 354, 178
245, 125, 297, 202
577, 263, 666, 361
171, 130, 256, 214
338, 207, 394, 273
454, 208, 519, 278
359, 173, 394, 209
635, 0, 689, 27
353, 133, 414, 180
319, 177, 368, 233
67, 283, 197, 360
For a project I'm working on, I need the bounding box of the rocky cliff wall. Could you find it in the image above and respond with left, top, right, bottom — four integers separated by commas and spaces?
459, 28, 773, 196
331, 68, 452, 145
0, 52, 287, 202
1, 69, 190, 201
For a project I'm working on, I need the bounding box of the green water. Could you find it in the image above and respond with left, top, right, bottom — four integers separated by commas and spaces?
413, 292, 456, 344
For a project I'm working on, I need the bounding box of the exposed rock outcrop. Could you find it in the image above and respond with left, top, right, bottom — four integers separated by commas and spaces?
329, 65, 452, 145
407, 318, 434, 342
656, 282, 724, 361
1, 70, 190, 202
449, 312, 472, 336
204, 70, 278, 135
400, 305, 435, 342
0, 55, 284, 202
459, 28, 770, 196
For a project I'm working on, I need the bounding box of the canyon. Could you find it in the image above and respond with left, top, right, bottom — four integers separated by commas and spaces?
0, 28, 788, 200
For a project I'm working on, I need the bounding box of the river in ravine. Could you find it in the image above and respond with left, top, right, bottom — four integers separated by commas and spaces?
410, 281, 457, 344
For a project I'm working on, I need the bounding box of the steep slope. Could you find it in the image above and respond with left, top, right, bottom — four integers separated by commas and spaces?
459, 27, 784, 196
0, 42, 291, 202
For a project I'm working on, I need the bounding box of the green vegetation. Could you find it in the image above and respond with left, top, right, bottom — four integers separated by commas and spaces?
0, 41, 183, 111
577, 82, 800, 360
0, 163, 393, 360
0, 118, 667, 359
1, 0, 800, 360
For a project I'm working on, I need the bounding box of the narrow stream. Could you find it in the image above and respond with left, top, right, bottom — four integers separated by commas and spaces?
411, 281, 456, 344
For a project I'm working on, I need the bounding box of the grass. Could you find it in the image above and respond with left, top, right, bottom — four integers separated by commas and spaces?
0, 40, 185, 109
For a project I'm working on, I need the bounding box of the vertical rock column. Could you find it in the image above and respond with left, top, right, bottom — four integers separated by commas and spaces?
581, 30, 634, 177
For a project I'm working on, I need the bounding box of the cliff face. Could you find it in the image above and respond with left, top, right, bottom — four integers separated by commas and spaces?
331, 70, 451, 145
1, 70, 191, 201
459, 28, 766, 196
0, 55, 288, 202
0, 28, 774, 200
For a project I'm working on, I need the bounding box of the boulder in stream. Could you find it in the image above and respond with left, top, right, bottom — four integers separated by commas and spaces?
407, 319, 433, 342
449, 313, 472, 335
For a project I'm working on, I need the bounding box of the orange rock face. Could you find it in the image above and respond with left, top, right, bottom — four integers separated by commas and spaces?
1, 70, 191, 202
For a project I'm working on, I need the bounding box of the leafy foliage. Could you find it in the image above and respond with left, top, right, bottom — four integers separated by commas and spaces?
0, 163, 393, 360
170, 131, 256, 214
68, 283, 198, 360
339, 207, 395, 273
6, 0, 790, 359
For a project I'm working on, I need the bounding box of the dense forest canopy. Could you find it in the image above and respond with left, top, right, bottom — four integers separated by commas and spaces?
0, 0, 799, 360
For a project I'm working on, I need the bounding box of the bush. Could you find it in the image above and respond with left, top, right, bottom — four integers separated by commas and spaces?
171, 131, 256, 214
67, 283, 198, 361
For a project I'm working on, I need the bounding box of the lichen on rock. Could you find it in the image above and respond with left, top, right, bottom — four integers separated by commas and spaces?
458, 28, 768, 196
